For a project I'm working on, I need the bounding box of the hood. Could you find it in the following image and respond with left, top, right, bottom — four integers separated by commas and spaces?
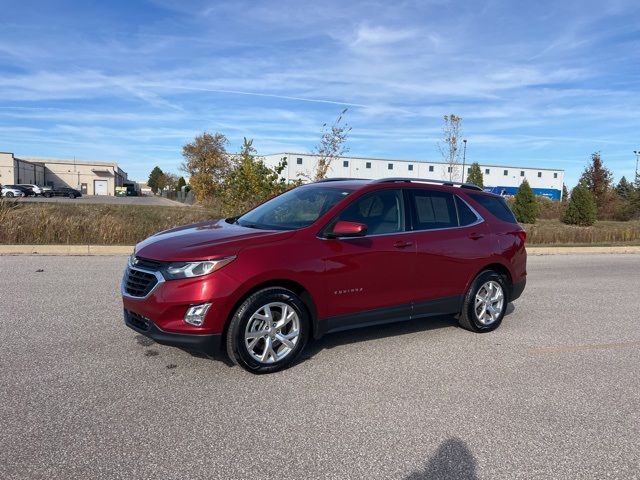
134, 219, 295, 262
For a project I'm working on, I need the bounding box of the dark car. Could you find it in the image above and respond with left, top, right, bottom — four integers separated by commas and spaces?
5, 185, 36, 197
122, 177, 527, 373
42, 187, 82, 198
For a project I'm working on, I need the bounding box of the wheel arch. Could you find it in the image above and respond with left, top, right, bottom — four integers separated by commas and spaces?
469, 262, 513, 300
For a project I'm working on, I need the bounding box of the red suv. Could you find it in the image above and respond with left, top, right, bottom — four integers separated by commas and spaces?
122, 178, 526, 373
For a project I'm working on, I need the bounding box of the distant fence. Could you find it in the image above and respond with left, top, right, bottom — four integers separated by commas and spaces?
161, 190, 195, 205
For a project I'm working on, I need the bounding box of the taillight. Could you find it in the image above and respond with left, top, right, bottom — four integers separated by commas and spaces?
515, 230, 527, 244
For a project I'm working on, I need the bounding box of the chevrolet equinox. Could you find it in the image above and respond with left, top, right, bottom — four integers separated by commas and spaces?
122, 178, 526, 373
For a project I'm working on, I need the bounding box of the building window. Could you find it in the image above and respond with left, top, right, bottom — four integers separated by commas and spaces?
343, 160, 349, 167
408, 164, 414, 171
388, 163, 394, 170
467, 167, 471, 173
554, 173, 558, 178
504, 170, 508, 176
520, 171, 525, 177
538, 172, 542, 178
296, 157, 303, 165
428, 165, 434, 172
366, 162, 371, 169
447, 167, 452, 173
485, 169, 490, 174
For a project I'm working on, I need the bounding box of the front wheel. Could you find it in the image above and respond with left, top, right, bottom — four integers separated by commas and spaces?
226, 287, 310, 373
5, 192, 14, 198
458, 271, 508, 332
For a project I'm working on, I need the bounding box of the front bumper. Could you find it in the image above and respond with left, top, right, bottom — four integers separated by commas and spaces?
124, 309, 222, 357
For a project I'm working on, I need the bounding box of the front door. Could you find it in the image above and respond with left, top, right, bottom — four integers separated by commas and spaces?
319, 188, 416, 330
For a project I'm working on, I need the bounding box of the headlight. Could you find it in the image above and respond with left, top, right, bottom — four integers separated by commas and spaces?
163, 256, 236, 280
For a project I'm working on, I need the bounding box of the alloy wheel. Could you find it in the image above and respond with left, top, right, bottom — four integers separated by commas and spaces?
474, 281, 504, 325
244, 302, 301, 364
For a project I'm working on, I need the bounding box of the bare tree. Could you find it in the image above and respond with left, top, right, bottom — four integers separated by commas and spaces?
438, 114, 462, 181
313, 109, 352, 181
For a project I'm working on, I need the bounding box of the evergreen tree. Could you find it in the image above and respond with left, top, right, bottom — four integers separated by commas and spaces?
147, 166, 164, 194
615, 176, 633, 200
176, 176, 187, 191
466, 162, 484, 188
579, 152, 613, 213
512, 179, 539, 224
562, 183, 569, 203
562, 184, 597, 226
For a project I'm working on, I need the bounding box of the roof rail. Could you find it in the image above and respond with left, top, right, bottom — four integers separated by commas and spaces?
314, 177, 366, 183
373, 177, 483, 191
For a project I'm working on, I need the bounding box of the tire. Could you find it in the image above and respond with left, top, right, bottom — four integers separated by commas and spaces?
68, 193, 75, 198
5, 192, 13, 198
458, 270, 508, 332
226, 287, 310, 374
43, 193, 51, 198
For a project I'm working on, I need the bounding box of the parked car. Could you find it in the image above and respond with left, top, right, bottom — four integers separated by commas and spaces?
42, 187, 82, 198
1, 185, 25, 198
16, 184, 44, 196
122, 178, 527, 373
5, 185, 36, 196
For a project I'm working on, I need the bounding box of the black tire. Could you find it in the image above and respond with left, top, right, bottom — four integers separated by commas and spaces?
458, 270, 508, 332
5, 192, 13, 198
226, 287, 310, 374
43, 193, 51, 198
68, 193, 75, 198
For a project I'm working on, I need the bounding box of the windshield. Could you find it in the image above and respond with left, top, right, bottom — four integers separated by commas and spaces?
235, 186, 352, 230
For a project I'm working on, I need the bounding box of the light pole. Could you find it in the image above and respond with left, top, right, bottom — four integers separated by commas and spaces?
461, 139, 467, 183
634, 150, 639, 185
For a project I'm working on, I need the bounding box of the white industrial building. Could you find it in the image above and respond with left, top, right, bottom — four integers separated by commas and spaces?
263, 153, 565, 199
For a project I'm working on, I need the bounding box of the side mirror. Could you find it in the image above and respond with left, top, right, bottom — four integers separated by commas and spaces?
329, 220, 367, 238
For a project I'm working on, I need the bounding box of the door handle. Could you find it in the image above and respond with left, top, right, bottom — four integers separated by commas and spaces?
469, 233, 484, 240
393, 240, 413, 248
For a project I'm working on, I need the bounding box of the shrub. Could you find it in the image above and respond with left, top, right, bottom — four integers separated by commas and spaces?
512, 179, 539, 224
466, 162, 483, 188
537, 196, 565, 220
563, 184, 597, 226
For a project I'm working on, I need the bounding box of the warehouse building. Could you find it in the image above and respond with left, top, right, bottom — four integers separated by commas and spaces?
0, 151, 128, 195
263, 153, 565, 200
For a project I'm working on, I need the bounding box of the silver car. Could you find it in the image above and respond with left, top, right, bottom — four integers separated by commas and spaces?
1, 186, 25, 198
17, 184, 44, 196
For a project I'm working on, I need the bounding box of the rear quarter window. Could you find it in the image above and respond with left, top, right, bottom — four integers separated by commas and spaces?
468, 194, 518, 224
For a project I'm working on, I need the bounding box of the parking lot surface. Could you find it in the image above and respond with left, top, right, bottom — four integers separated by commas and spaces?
19, 195, 187, 207
1, 254, 639, 479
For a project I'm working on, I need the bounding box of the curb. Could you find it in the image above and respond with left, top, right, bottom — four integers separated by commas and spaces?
1, 245, 640, 256
0, 245, 133, 256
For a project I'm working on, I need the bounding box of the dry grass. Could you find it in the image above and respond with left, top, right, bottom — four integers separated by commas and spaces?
524, 219, 640, 246
0, 201, 218, 245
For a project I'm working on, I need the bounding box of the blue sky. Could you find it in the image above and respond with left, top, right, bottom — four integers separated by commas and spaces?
1, 0, 639, 185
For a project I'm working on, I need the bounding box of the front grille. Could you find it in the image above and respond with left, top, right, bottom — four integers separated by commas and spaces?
134, 256, 166, 270
125, 310, 151, 331
124, 268, 159, 297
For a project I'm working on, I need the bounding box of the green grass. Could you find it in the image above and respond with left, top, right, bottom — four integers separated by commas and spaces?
0, 201, 218, 245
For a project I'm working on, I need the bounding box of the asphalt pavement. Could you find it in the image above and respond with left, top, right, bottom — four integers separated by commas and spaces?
0, 254, 639, 479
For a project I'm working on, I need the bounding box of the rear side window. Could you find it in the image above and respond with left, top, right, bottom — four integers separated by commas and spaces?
469, 194, 518, 224
455, 196, 479, 226
408, 190, 457, 230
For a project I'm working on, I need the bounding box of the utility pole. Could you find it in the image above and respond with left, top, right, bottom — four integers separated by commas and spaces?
461, 139, 467, 183
634, 150, 639, 187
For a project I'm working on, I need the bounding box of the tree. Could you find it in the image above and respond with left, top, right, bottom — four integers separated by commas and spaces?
562, 183, 569, 203
466, 162, 483, 188
176, 176, 187, 191
438, 114, 462, 181
512, 179, 539, 224
147, 166, 164, 194
220, 138, 291, 215
155, 171, 169, 192
562, 184, 597, 226
181, 132, 231, 203
579, 152, 613, 214
163, 172, 178, 192
313, 109, 351, 181
615, 176, 634, 200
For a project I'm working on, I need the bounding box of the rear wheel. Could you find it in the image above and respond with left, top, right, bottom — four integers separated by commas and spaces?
458, 271, 508, 332
5, 192, 13, 198
68, 193, 75, 198
226, 287, 310, 373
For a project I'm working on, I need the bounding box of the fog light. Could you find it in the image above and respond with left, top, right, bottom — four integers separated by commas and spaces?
184, 303, 212, 326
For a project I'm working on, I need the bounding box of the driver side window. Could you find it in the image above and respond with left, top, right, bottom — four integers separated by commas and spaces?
335, 189, 404, 235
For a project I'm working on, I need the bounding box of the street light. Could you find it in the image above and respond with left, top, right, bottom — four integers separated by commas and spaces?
461, 139, 468, 183
634, 150, 639, 185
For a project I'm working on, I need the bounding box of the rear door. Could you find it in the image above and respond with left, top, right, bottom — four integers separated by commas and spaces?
318, 188, 416, 327
406, 188, 493, 314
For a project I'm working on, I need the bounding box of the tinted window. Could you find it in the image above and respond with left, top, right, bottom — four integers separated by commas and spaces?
336, 189, 404, 235
455, 196, 479, 226
469, 194, 517, 224
409, 190, 457, 230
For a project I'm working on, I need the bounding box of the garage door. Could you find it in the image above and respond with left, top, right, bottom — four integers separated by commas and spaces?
94, 180, 108, 195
